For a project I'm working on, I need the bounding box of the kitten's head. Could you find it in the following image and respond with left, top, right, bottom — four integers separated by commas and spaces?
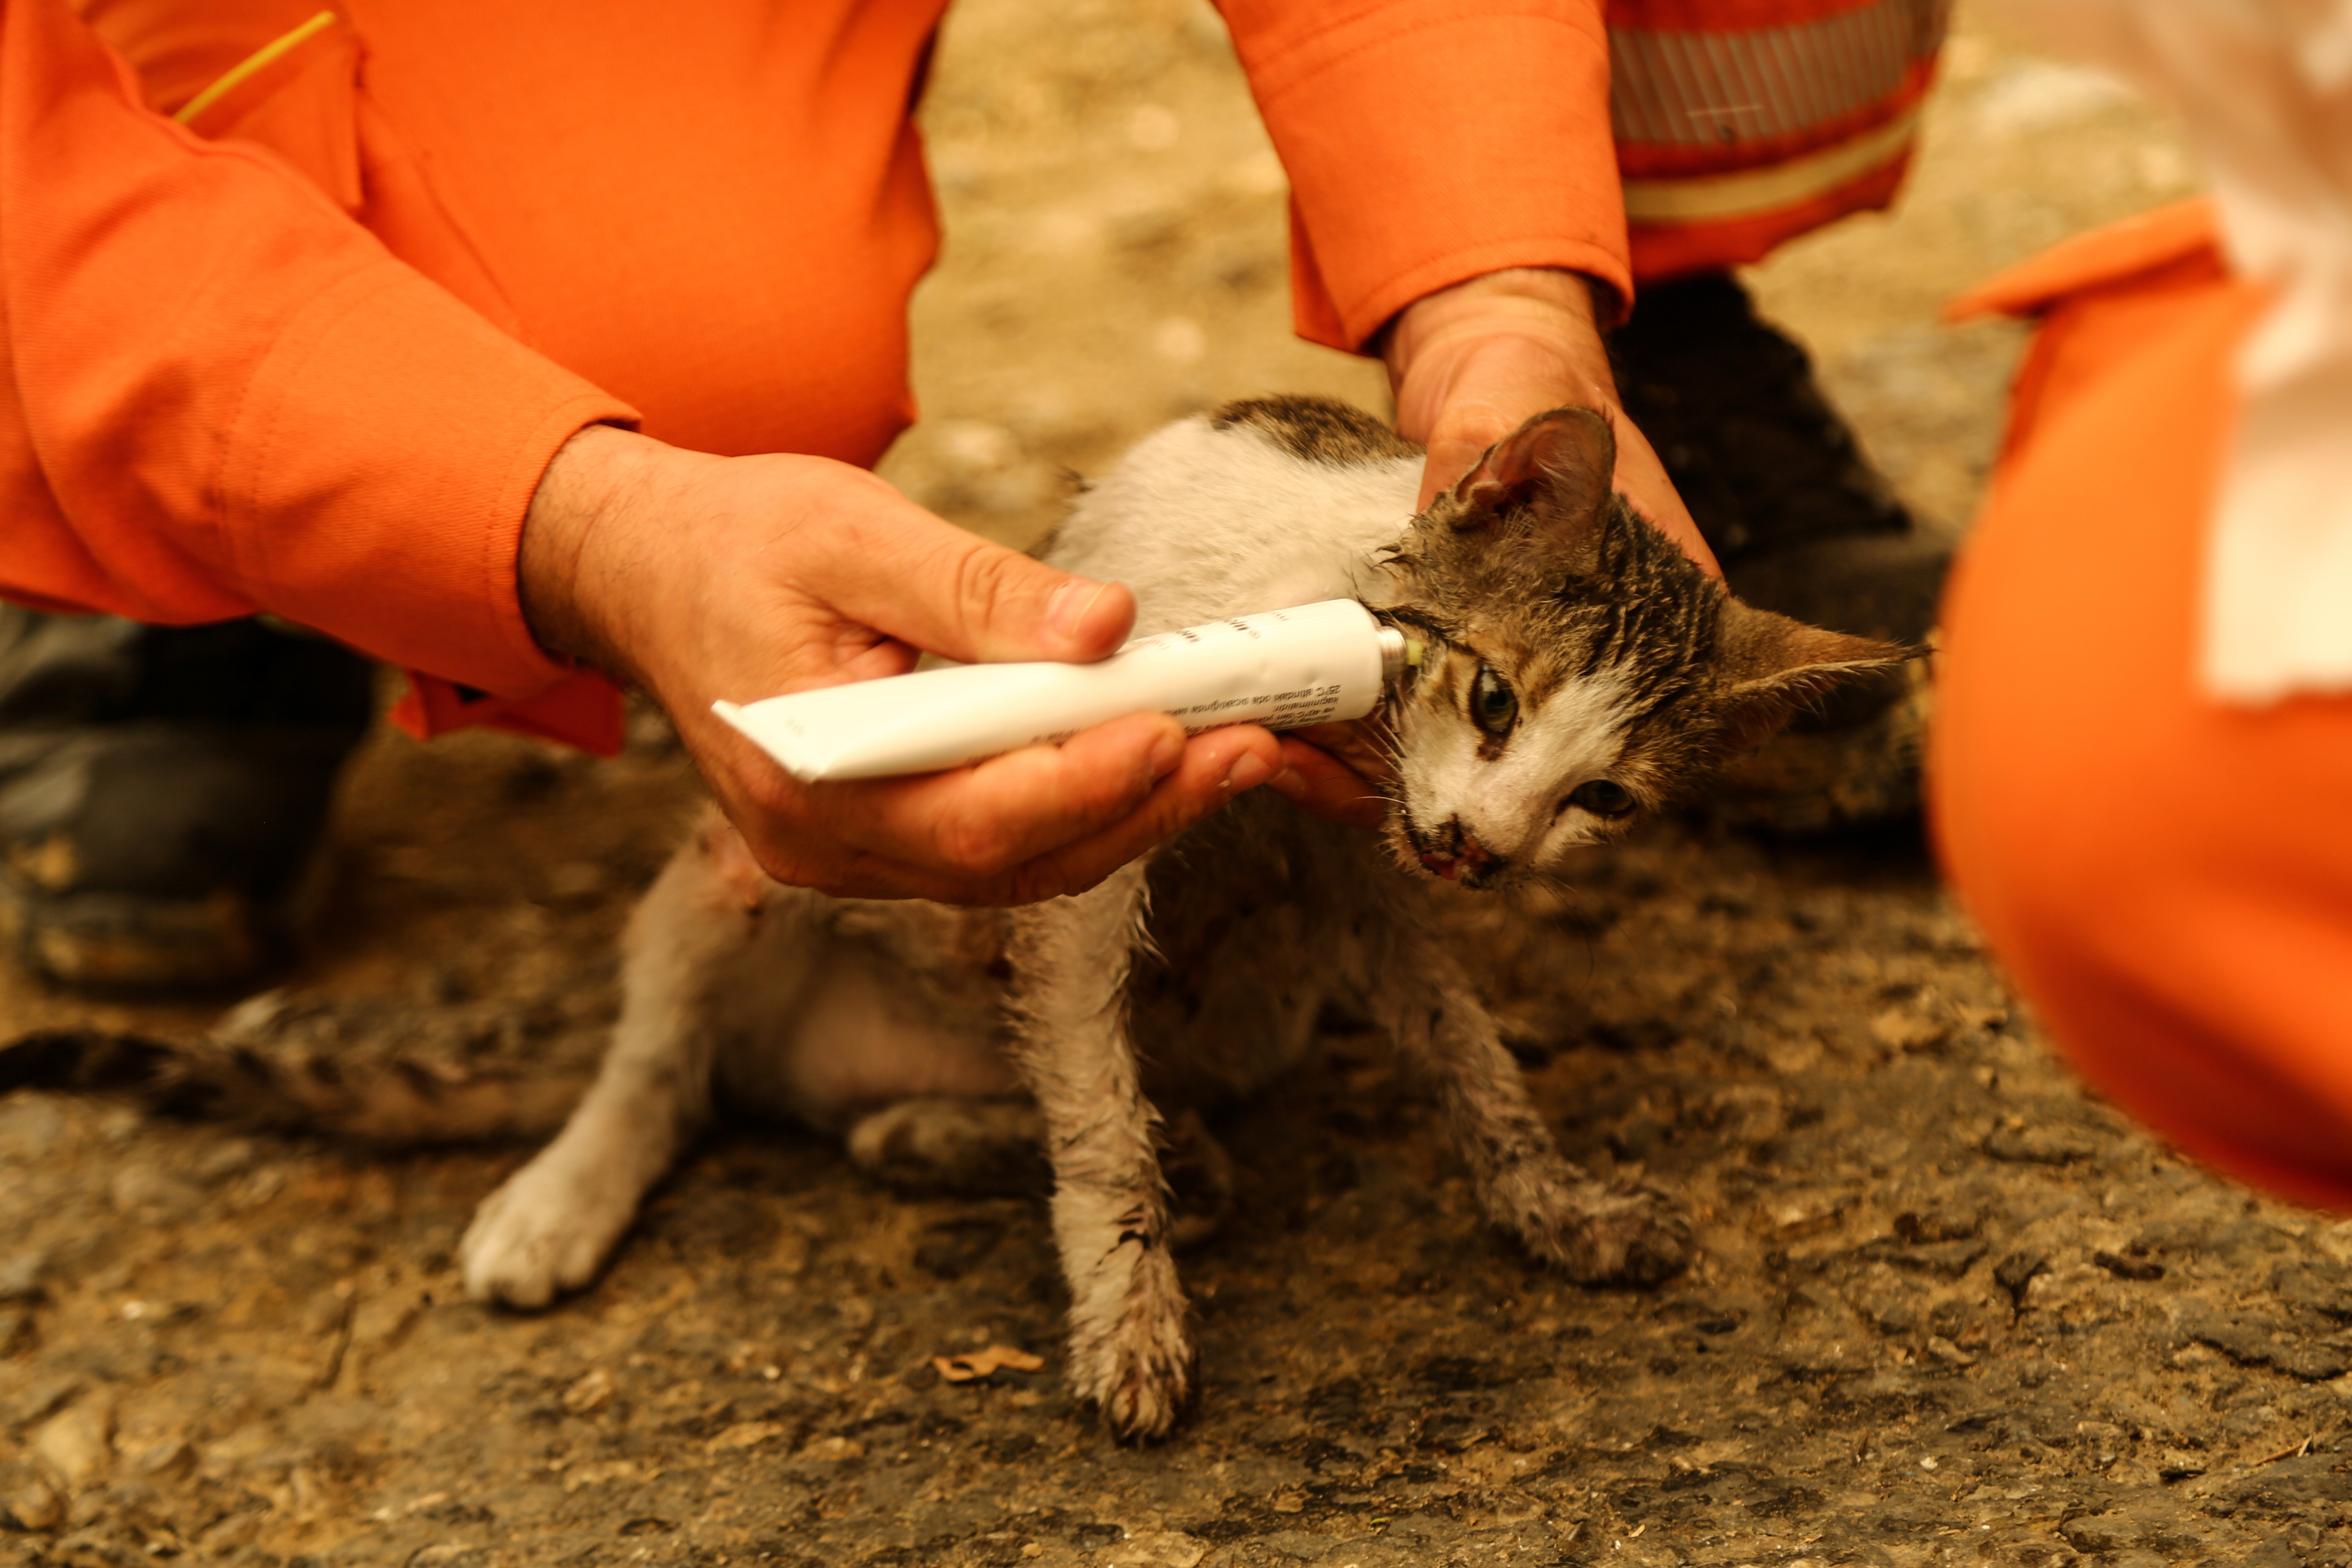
1377, 406, 1911, 890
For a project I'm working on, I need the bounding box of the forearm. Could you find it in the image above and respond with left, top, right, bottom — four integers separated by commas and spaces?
509, 421, 1288, 906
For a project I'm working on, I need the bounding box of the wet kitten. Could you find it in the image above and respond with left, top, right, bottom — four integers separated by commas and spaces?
452, 396, 1906, 1441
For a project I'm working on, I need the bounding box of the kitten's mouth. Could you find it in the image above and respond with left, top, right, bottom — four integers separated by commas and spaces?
1410, 818, 1507, 888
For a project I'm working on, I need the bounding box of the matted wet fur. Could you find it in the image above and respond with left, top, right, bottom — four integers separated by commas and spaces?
1, 397, 1901, 1443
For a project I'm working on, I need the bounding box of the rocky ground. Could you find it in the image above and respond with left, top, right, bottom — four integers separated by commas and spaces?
11, 3, 2352, 1566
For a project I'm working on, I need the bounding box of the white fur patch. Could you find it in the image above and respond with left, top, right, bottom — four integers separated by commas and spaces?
773, 956, 1018, 1124
1046, 416, 1423, 632
1399, 668, 1635, 871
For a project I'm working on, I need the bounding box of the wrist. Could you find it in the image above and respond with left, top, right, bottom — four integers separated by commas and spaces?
1383, 267, 1602, 360
1383, 269, 1628, 456
1383, 269, 1623, 426
519, 423, 664, 683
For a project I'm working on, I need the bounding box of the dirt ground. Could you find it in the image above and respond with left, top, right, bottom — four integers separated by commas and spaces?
9, 4, 2352, 1565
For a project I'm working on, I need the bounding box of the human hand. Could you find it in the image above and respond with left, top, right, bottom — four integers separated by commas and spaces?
518, 425, 1282, 904
1270, 720, 1394, 832
1381, 267, 1718, 574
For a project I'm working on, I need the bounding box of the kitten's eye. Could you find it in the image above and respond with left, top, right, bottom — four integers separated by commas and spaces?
1469, 665, 1518, 738
1567, 779, 1635, 817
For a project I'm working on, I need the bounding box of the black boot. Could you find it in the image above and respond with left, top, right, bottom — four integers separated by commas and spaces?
0, 610, 375, 990
1611, 272, 1947, 832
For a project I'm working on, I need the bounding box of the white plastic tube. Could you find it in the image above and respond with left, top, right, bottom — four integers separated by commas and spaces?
713, 598, 1408, 782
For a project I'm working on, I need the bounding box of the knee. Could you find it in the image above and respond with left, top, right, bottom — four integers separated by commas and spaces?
1932, 557, 2352, 1207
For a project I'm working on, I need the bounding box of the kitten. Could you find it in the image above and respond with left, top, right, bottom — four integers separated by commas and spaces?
453, 396, 1908, 1441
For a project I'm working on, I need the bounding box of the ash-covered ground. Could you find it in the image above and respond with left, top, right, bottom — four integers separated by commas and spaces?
9, 4, 2350, 1565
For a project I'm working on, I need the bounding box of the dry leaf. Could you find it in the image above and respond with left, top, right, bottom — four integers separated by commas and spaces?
933, 1344, 1046, 1383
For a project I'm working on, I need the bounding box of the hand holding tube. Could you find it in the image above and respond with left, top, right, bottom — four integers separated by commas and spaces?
715, 600, 1399, 782
517, 424, 1282, 904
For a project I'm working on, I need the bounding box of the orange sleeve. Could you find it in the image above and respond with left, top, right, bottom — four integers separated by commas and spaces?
1218, 0, 1629, 351
0, 0, 637, 701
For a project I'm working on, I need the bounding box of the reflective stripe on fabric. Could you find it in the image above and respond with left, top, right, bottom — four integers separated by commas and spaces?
1607, 0, 1950, 279
1608, 0, 1947, 152
170, 8, 334, 124
1623, 104, 1917, 222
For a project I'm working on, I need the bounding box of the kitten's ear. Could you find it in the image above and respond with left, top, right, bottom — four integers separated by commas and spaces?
1713, 597, 1916, 752
1450, 407, 1616, 532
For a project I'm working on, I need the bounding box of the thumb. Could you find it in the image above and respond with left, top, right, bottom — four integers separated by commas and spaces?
822, 478, 1141, 664
931, 536, 1140, 665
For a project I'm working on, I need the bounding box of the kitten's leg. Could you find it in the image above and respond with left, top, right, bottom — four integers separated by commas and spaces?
1006, 863, 1195, 1442
1371, 934, 1691, 1285
462, 813, 783, 1307
846, 1097, 1047, 1196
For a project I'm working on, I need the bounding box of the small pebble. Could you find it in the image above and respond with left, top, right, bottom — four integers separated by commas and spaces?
1993, 1252, 2048, 1307
0, 1460, 62, 1531
129, 1438, 196, 1481
560, 1369, 615, 1414
1126, 103, 1180, 151
31, 1397, 112, 1490
193, 1139, 256, 1183
793, 1434, 866, 1463
1152, 316, 1207, 365
108, 1165, 201, 1223
0, 1248, 48, 1302
705, 1420, 786, 1454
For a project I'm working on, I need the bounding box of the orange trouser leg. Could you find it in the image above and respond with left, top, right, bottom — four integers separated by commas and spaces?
1931, 263, 2352, 1212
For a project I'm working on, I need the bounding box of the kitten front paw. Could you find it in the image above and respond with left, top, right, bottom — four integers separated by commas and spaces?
1510, 1167, 1695, 1287
1098, 1334, 1198, 1445
1065, 1247, 1198, 1443
460, 1152, 643, 1308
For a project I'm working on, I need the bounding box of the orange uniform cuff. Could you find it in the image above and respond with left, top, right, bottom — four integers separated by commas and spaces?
215, 255, 639, 696
393, 668, 628, 755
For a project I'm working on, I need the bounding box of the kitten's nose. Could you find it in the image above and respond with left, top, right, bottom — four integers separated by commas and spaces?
1417, 818, 1503, 882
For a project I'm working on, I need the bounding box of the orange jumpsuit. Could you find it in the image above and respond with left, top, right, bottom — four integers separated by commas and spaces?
3, 0, 1938, 749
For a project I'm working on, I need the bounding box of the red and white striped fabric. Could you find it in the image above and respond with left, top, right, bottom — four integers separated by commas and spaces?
1608, 0, 1951, 280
